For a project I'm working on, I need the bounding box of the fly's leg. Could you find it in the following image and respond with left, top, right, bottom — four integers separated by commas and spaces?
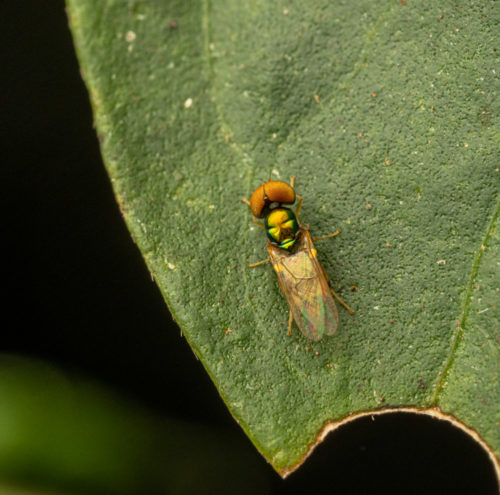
295, 195, 304, 220
248, 258, 270, 268
289, 176, 304, 221
312, 229, 340, 242
252, 217, 266, 229
320, 263, 355, 315
330, 287, 355, 315
311, 229, 353, 312
241, 198, 266, 229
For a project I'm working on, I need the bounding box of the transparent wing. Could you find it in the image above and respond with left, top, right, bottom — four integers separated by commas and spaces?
268, 230, 339, 341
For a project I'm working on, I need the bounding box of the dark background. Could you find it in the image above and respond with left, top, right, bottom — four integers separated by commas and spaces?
1, 1, 498, 494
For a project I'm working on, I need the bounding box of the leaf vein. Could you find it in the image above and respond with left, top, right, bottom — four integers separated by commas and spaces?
431, 195, 500, 404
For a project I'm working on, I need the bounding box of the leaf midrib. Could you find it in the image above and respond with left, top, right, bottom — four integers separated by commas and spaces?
431, 197, 500, 404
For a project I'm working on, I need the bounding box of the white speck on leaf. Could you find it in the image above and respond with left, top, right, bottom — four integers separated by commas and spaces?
125, 30, 136, 42
184, 98, 193, 108
164, 257, 176, 270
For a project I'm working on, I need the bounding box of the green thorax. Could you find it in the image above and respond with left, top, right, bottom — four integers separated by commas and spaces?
264, 207, 299, 251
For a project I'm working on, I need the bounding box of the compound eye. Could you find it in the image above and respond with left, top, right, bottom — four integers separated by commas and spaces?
248, 180, 296, 218
264, 181, 296, 205
249, 185, 266, 218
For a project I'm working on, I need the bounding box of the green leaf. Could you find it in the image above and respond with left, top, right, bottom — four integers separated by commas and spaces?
67, 0, 499, 474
